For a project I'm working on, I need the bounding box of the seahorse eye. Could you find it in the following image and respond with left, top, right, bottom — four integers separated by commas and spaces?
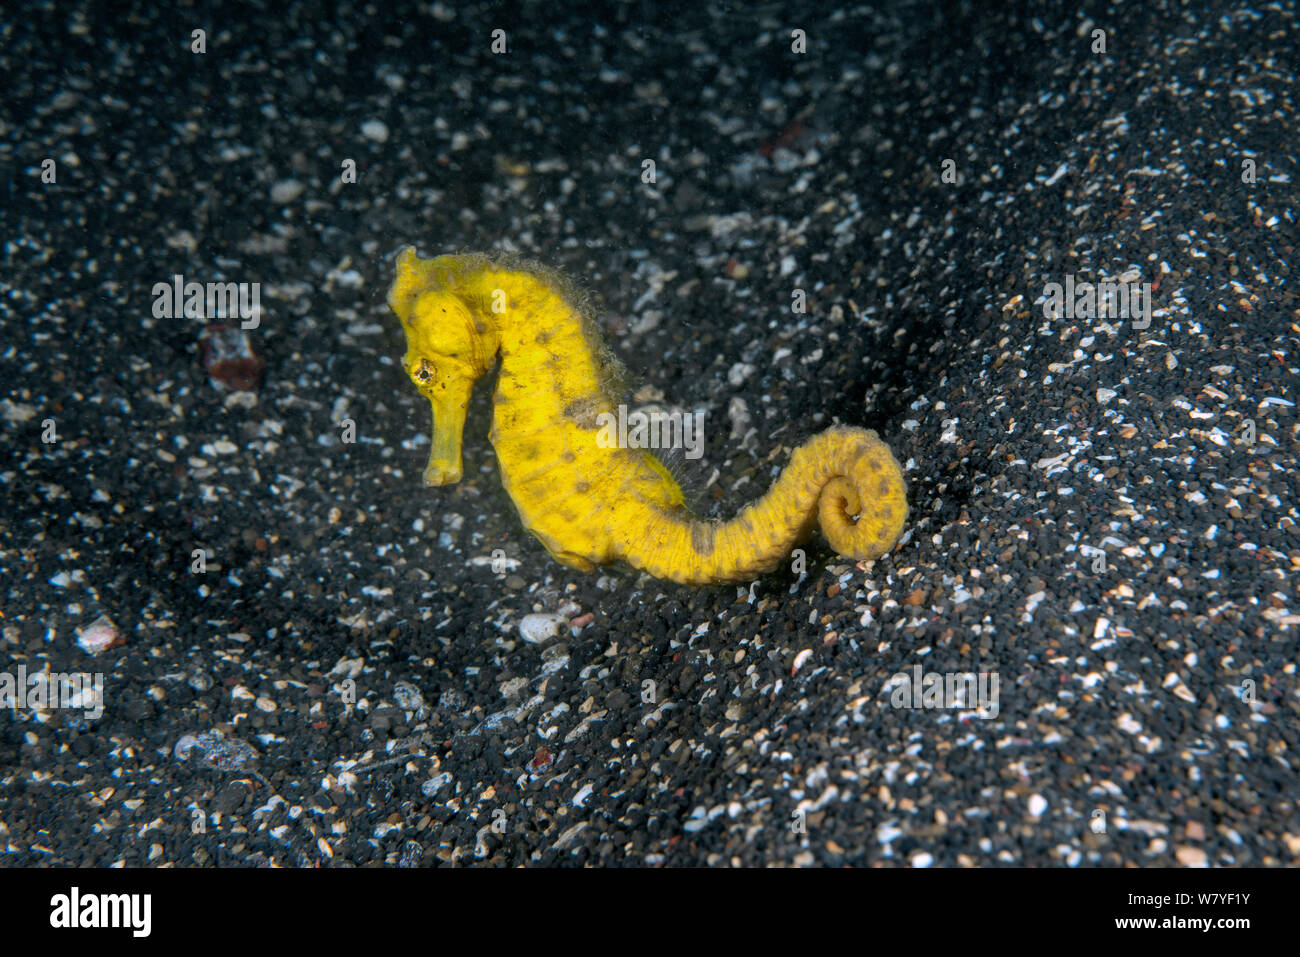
415, 358, 435, 383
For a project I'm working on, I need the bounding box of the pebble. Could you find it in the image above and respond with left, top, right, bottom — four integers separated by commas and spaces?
269, 179, 305, 204
360, 119, 389, 143
1175, 846, 1208, 868
174, 730, 260, 773
75, 614, 121, 655
519, 613, 566, 644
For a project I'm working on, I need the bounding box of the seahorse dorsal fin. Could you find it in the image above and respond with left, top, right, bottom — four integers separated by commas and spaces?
653, 443, 712, 514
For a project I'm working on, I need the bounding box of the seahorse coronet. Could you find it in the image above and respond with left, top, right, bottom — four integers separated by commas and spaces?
389, 248, 909, 585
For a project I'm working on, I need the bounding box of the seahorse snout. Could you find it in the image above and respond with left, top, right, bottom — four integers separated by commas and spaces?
422, 378, 473, 486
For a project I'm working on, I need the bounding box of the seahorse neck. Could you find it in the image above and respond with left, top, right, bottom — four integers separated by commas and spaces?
484, 269, 610, 412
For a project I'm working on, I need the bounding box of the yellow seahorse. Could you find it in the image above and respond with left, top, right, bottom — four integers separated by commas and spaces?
388, 247, 908, 586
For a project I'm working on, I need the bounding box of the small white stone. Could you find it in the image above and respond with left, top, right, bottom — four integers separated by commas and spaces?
76, 615, 120, 655
1, 400, 38, 423
1175, 846, 1208, 867
361, 119, 389, 143
1028, 794, 1048, 817
1096, 388, 1117, 404
727, 362, 756, 386
519, 613, 566, 644
270, 179, 305, 204
499, 676, 528, 699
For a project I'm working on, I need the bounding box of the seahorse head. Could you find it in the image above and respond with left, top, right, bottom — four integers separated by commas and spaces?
388, 246, 501, 486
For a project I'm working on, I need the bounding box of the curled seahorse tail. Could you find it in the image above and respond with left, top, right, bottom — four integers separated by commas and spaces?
618, 426, 907, 585
810, 427, 910, 561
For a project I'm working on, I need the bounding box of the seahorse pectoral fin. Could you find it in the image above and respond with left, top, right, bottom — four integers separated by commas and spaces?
423, 380, 473, 486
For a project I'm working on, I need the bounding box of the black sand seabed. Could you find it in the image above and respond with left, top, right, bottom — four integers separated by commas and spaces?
1, 1, 1296, 867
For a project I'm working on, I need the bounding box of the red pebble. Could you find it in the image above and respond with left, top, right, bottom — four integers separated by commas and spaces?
198, 324, 265, 392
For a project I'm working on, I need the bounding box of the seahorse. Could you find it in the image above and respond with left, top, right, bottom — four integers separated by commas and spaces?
388, 247, 908, 586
